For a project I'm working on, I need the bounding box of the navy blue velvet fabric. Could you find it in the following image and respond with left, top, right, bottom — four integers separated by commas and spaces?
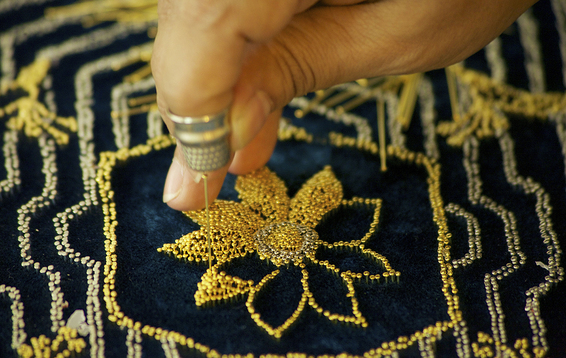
1, 1, 565, 357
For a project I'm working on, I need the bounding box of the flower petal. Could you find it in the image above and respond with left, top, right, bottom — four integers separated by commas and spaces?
313, 245, 399, 285
306, 262, 367, 327
315, 197, 382, 247
194, 266, 255, 306
194, 253, 281, 306
245, 267, 308, 338
158, 225, 258, 265
289, 166, 343, 228
185, 200, 264, 232
235, 167, 290, 224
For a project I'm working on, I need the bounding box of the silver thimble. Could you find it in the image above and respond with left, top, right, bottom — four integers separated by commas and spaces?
166, 109, 231, 172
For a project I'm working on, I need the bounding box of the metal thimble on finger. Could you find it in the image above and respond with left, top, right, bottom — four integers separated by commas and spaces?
166, 109, 231, 173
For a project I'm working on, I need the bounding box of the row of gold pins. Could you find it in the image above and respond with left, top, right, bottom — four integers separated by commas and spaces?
293, 74, 424, 173
294, 77, 390, 118
110, 93, 157, 118
294, 74, 423, 123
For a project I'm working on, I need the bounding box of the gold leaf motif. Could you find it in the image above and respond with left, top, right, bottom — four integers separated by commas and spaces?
289, 166, 343, 229
235, 166, 290, 224
185, 201, 265, 233
245, 269, 307, 339
195, 268, 255, 305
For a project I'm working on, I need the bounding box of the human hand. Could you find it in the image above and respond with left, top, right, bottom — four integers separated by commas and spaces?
151, 0, 536, 211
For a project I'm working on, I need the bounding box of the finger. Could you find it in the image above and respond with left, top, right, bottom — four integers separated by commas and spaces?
228, 81, 274, 152
228, 0, 537, 114
162, 110, 280, 211
151, 0, 317, 118
156, 89, 174, 133
224, 0, 536, 154
231, 0, 319, 42
319, 0, 370, 5
229, 109, 281, 175
159, 92, 232, 211
163, 144, 232, 211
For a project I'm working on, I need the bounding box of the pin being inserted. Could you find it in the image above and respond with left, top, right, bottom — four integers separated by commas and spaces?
166, 109, 231, 173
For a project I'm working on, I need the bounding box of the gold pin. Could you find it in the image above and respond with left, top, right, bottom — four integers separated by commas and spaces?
377, 96, 387, 172
203, 174, 212, 270
295, 89, 333, 118
357, 77, 386, 88
335, 90, 374, 115
396, 73, 423, 129
127, 93, 157, 107
445, 65, 461, 123
335, 77, 387, 114
321, 88, 359, 109
124, 65, 152, 83
110, 103, 156, 119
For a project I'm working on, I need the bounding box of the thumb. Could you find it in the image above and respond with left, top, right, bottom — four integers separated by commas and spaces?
162, 144, 231, 211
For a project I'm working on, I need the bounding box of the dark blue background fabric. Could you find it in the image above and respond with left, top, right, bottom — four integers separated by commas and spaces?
1, 1, 565, 357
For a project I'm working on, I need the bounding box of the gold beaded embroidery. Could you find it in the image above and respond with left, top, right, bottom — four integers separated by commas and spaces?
159, 166, 393, 338
277, 118, 314, 143
471, 332, 545, 358
98, 132, 462, 355
55, 6, 561, 348
6, 1, 562, 356
0, 58, 77, 146
438, 63, 566, 147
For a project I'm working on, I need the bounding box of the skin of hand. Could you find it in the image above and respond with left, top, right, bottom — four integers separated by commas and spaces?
151, 0, 537, 211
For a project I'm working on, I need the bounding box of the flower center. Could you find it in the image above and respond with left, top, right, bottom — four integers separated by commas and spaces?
254, 222, 318, 266
265, 224, 304, 252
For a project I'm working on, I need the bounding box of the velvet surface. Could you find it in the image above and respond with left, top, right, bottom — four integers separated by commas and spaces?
1, 1, 565, 357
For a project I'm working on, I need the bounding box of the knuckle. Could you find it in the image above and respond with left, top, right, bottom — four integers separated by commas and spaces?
269, 35, 318, 101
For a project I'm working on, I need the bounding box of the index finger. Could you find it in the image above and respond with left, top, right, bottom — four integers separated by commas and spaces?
151, 0, 315, 118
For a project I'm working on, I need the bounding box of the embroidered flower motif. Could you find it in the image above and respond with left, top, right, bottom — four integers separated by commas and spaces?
159, 166, 398, 338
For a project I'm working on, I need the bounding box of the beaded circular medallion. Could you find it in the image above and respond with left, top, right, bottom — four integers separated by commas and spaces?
254, 222, 318, 266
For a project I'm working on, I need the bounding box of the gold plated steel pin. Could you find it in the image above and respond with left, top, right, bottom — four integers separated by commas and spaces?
445, 65, 461, 123
377, 96, 387, 172
203, 174, 212, 270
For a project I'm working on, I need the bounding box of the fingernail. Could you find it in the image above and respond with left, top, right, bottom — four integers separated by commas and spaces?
255, 90, 273, 119
163, 158, 184, 203
188, 168, 202, 184
231, 90, 273, 151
